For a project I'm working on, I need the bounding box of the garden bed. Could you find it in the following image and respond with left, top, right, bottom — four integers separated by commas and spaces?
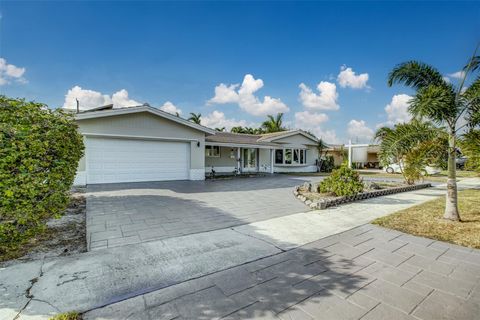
0, 191, 87, 267
294, 181, 431, 210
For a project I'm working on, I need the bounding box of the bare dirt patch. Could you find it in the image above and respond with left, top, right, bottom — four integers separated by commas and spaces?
0, 191, 87, 267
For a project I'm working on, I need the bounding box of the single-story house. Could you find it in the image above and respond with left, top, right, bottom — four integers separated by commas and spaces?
73, 105, 320, 185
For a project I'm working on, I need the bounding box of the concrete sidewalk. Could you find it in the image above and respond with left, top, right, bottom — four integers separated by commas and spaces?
1, 178, 479, 319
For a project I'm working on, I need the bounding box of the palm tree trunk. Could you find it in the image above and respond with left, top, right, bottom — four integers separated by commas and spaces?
444, 131, 460, 221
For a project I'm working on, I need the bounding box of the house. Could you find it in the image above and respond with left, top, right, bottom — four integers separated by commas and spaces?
73, 105, 320, 185
326, 144, 380, 169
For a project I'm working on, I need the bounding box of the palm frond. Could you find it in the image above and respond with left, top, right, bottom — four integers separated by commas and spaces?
409, 85, 457, 125
388, 61, 446, 89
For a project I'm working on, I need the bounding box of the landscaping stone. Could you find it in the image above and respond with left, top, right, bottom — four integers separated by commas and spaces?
294, 183, 432, 210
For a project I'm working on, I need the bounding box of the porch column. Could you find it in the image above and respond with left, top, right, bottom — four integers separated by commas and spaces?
270, 149, 274, 174
237, 147, 241, 173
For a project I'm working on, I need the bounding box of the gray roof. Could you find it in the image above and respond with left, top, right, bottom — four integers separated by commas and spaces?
205, 132, 280, 147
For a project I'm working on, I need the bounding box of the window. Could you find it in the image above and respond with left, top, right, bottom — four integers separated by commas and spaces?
285, 149, 292, 164
293, 149, 300, 164
230, 149, 236, 159
275, 149, 283, 164
274, 148, 307, 165
206, 145, 220, 157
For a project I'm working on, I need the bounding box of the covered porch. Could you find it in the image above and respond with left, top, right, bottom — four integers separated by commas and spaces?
204, 143, 275, 176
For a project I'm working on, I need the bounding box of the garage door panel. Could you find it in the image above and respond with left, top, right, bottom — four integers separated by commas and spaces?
86, 137, 189, 184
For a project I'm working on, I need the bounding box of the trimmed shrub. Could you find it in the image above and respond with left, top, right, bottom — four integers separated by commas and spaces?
0, 96, 84, 255
319, 164, 364, 196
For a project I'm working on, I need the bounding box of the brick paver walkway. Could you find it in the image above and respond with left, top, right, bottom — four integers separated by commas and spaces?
85, 224, 480, 320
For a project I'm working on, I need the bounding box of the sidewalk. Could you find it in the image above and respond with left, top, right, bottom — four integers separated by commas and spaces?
2, 178, 479, 319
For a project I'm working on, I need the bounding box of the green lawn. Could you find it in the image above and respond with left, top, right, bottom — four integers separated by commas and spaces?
373, 189, 480, 248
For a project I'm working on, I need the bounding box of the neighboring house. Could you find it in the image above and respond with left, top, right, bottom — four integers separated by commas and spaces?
73, 105, 320, 185
327, 144, 380, 168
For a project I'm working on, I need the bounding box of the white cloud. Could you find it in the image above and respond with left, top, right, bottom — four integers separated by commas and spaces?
347, 119, 374, 143
448, 70, 466, 80
201, 110, 254, 130
299, 81, 339, 110
63, 86, 140, 110
294, 111, 329, 127
111, 89, 140, 108
208, 74, 289, 116
0, 58, 26, 85
160, 101, 182, 115
384, 94, 412, 125
337, 65, 369, 89
294, 111, 339, 143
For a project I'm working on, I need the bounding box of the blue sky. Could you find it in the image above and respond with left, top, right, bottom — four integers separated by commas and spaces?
1, 1, 479, 143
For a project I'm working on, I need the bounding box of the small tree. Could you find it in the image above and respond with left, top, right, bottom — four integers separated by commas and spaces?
375, 121, 446, 184
0, 96, 84, 254
316, 139, 329, 172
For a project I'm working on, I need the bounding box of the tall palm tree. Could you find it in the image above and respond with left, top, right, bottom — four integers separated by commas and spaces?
188, 112, 201, 125
387, 48, 480, 220
261, 113, 286, 133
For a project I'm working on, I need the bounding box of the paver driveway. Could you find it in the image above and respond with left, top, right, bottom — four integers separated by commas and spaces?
86, 175, 318, 250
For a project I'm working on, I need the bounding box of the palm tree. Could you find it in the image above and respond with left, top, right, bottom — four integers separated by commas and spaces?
375, 121, 447, 184
387, 49, 480, 220
261, 113, 286, 133
215, 127, 225, 132
316, 138, 329, 172
188, 112, 201, 124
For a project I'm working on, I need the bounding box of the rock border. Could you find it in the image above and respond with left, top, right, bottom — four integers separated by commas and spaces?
293, 182, 432, 210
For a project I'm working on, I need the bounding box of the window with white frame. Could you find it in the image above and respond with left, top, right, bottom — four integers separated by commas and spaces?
274, 149, 307, 165
206, 145, 220, 157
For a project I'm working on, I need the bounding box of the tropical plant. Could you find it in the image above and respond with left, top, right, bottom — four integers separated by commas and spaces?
387, 49, 480, 220
459, 129, 480, 173
188, 112, 201, 124
319, 164, 364, 196
230, 126, 264, 134
261, 113, 286, 133
316, 138, 330, 172
215, 127, 225, 132
375, 121, 447, 184
0, 96, 84, 255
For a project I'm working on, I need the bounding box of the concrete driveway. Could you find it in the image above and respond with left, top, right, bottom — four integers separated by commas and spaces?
86, 175, 318, 250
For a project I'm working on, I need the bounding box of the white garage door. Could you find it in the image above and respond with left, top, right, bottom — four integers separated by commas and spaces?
86, 137, 190, 184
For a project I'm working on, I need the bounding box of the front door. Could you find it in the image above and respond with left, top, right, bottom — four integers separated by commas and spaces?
242, 148, 257, 172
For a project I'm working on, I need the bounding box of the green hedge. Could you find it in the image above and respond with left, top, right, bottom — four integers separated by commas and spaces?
0, 96, 84, 254
319, 164, 364, 196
